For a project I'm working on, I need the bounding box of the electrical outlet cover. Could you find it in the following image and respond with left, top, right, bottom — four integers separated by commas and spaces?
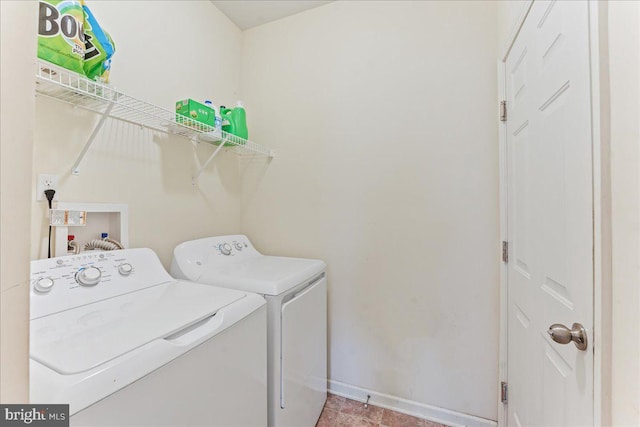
37, 173, 58, 201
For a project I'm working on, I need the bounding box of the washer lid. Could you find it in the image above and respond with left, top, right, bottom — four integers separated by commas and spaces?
199, 256, 326, 296
30, 281, 245, 375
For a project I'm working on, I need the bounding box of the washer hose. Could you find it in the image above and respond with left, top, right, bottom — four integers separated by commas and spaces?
84, 238, 124, 251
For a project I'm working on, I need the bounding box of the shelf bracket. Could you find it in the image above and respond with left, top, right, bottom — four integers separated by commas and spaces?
191, 140, 227, 186
71, 101, 115, 175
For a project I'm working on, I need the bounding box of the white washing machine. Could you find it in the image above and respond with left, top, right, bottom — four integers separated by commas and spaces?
30, 248, 267, 426
171, 235, 327, 427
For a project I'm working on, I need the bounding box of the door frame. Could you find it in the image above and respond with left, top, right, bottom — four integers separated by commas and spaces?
497, 1, 610, 426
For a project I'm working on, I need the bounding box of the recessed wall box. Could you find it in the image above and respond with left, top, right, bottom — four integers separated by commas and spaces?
49, 210, 87, 226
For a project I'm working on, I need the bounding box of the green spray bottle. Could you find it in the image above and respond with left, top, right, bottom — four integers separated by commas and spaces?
221, 101, 248, 141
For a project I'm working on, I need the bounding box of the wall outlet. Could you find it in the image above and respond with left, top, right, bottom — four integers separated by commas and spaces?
37, 173, 59, 201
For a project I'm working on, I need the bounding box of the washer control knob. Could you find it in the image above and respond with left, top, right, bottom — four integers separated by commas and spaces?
34, 277, 54, 293
76, 266, 102, 286
234, 242, 243, 251
220, 243, 232, 256
118, 263, 133, 276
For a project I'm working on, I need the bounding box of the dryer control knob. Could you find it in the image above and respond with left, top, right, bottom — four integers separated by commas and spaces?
220, 243, 232, 256
233, 242, 243, 251
76, 266, 102, 286
118, 263, 133, 276
34, 277, 54, 293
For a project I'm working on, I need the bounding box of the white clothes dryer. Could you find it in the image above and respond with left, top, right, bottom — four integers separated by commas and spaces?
171, 235, 327, 427
30, 248, 267, 426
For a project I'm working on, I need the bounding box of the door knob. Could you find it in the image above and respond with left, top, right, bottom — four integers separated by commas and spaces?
547, 323, 588, 351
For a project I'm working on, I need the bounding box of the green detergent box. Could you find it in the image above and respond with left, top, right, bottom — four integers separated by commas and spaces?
175, 99, 215, 129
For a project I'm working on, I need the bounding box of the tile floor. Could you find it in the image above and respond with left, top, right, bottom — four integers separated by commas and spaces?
316, 394, 450, 427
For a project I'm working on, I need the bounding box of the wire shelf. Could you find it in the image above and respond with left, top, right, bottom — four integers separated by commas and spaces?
34, 60, 274, 159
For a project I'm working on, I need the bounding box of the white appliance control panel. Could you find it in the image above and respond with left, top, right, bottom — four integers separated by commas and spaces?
30, 248, 173, 320
171, 235, 260, 281
212, 236, 252, 258
171, 234, 327, 297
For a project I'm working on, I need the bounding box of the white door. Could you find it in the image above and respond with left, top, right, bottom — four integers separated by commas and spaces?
505, 1, 593, 426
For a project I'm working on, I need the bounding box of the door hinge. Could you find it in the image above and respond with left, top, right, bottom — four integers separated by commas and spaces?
502, 241, 509, 263
501, 381, 508, 404
500, 100, 507, 122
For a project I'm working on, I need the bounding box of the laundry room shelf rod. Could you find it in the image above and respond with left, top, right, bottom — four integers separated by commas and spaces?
34, 60, 275, 178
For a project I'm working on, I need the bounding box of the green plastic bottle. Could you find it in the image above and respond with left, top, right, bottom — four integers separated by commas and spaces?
221, 101, 248, 141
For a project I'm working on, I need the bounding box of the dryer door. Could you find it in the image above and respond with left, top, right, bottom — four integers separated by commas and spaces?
280, 274, 327, 425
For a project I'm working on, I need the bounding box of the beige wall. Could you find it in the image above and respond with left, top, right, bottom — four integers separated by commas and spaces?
609, 1, 640, 425
31, 1, 245, 267
0, 1, 37, 402
240, 1, 499, 420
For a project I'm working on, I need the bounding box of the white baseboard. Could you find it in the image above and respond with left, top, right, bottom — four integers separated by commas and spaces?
328, 379, 497, 427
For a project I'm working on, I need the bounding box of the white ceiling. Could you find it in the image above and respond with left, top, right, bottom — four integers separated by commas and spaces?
211, 1, 332, 30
